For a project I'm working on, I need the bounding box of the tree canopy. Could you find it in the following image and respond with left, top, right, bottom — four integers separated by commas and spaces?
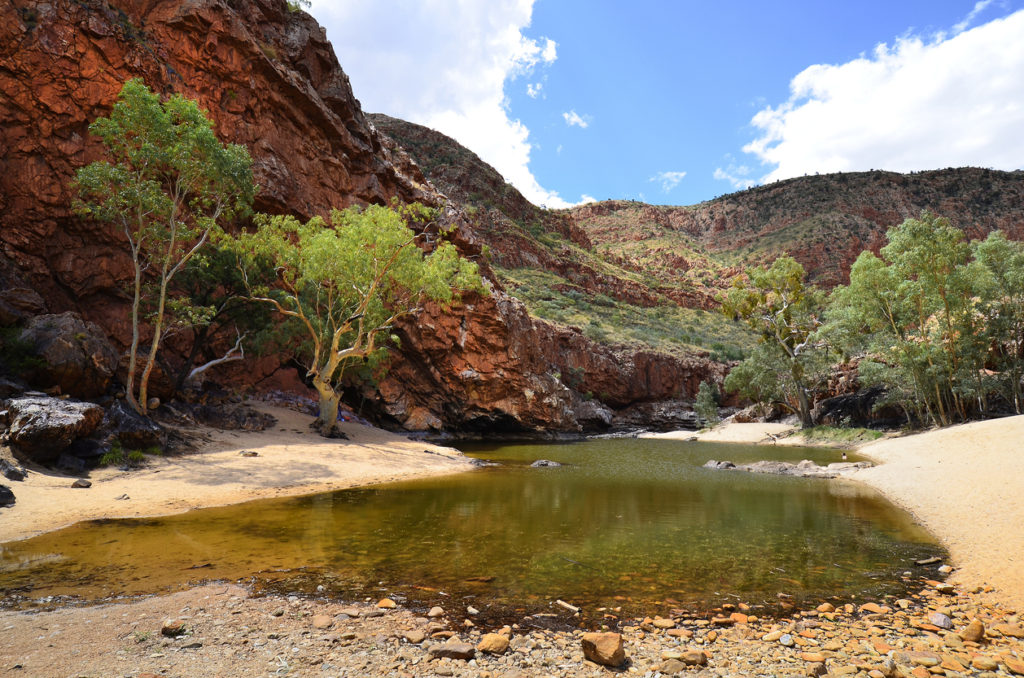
231, 203, 484, 435
74, 78, 255, 413
720, 256, 825, 428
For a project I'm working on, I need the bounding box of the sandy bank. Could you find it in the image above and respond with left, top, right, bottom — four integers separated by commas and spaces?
0, 403, 472, 543
640, 422, 799, 444
854, 416, 1024, 610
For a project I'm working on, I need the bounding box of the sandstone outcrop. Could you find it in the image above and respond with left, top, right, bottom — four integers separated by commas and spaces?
6, 395, 104, 463
1, 0, 724, 432
19, 312, 119, 398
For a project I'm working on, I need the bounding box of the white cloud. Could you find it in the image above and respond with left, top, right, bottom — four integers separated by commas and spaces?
307, 1, 588, 208
953, 0, 995, 34
736, 10, 1024, 185
649, 170, 687, 192
579, 194, 597, 204
562, 110, 590, 128
713, 160, 756, 191
526, 82, 543, 98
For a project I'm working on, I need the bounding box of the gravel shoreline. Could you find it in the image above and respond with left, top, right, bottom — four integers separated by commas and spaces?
2, 577, 1022, 677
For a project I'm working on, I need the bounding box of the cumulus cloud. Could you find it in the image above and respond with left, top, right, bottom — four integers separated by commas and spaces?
308, 1, 588, 208
735, 9, 1024, 185
526, 82, 543, 98
562, 110, 590, 128
650, 170, 687, 192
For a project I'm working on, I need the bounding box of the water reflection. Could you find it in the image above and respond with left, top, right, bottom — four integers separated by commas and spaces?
0, 439, 939, 615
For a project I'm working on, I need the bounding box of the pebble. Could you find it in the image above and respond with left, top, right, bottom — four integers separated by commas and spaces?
10, 580, 1024, 678
427, 606, 445, 618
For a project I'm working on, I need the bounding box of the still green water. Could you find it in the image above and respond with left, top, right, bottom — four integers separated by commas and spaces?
0, 439, 940, 618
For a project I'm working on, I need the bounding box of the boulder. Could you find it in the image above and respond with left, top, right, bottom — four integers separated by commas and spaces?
427, 642, 476, 660
6, 396, 104, 463
530, 459, 562, 468
703, 459, 736, 470
0, 456, 28, 481
581, 632, 625, 667
102, 400, 164, 450
476, 633, 509, 654
19, 313, 119, 399
176, 402, 276, 432
573, 399, 613, 429
0, 484, 14, 506
0, 377, 27, 400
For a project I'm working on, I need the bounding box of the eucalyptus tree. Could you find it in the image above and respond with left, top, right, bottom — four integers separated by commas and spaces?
720, 256, 825, 428
973, 231, 1024, 413
232, 203, 484, 436
74, 79, 255, 413
825, 213, 992, 425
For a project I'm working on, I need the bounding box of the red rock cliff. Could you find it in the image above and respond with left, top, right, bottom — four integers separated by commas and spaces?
0, 0, 719, 432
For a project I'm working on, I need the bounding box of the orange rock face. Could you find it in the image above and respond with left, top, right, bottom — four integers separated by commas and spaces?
0, 0, 721, 431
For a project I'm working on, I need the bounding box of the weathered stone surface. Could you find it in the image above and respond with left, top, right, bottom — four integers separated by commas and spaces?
19, 313, 119, 398
100, 400, 164, 450
427, 642, 475, 660
427, 606, 445, 618
0, 456, 28, 482
161, 619, 187, 637
994, 623, 1024, 639
476, 633, 509, 654
376, 598, 396, 609
681, 649, 708, 666
1005, 655, 1024, 676
928, 612, 953, 629
960, 619, 986, 642
6, 396, 104, 463
310, 614, 332, 630
530, 459, 562, 468
71, 478, 91, 488
0, 484, 14, 506
581, 632, 625, 667
402, 629, 426, 644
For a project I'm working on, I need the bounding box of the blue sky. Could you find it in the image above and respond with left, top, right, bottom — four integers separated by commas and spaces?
307, 1, 1024, 207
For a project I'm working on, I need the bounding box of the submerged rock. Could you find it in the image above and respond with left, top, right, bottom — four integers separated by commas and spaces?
703, 458, 870, 478
530, 459, 563, 468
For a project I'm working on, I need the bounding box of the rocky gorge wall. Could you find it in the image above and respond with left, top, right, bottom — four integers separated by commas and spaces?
0, 0, 720, 432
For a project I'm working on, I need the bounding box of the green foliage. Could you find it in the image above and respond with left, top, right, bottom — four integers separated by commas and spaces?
694, 380, 720, 426
823, 213, 1003, 426
820, 213, 1024, 426
720, 256, 826, 427
99, 441, 150, 468
230, 203, 485, 434
74, 79, 255, 414
0, 327, 45, 377
287, 0, 310, 10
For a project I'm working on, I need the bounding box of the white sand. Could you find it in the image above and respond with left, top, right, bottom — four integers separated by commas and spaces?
854, 417, 1024, 610
0, 403, 472, 543
641, 422, 799, 444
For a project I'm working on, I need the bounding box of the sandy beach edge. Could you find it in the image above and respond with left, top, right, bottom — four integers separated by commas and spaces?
0, 402, 475, 544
